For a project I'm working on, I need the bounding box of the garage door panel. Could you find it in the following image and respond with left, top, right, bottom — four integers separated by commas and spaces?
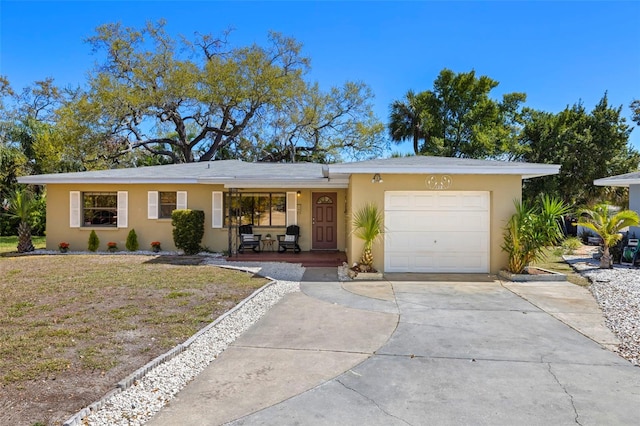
386, 211, 488, 233
385, 191, 489, 273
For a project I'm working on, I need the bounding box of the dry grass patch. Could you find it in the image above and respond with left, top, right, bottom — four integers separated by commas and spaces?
0, 255, 268, 426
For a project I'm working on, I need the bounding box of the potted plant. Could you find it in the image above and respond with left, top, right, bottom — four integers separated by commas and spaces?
577, 203, 639, 269
501, 195, 569, 276
107, 241, 118, 253
58, 242, 70, 253
150, 241, 162, 253
351, 203, 384, 278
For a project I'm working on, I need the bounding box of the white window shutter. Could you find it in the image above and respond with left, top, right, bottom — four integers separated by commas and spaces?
286, 192, 297, 226
177, 191, 188, 210
212, 191, 223, 228
117, 191, 128, 228
70, 191, 80, 228
148, 191, 158, 219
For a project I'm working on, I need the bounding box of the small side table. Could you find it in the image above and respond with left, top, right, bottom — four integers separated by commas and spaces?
261, 238, 275, 252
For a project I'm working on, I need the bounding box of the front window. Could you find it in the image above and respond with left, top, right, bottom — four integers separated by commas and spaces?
83, 192, 117, 227
159, 192, 177, 219
225, 193, 286, 227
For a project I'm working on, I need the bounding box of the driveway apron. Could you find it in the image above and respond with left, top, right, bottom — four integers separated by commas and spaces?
152, 270, 640, 426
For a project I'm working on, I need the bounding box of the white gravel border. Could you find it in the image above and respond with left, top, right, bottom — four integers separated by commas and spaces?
62, 259, 305, 426
565, 255, 640, 366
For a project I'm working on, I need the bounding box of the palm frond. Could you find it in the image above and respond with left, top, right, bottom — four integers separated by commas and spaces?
352, 203, 384, 251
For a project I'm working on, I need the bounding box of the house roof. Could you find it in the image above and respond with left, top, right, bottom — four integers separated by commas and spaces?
594, 171, 640, 187
17, 160, 348, 188
17, 156, 560, 186
327, 156, 560, 179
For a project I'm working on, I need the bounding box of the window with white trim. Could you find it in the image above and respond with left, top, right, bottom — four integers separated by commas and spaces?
82, 192, 117, 227
148, 191, 187, 219
159, 192, 177, 219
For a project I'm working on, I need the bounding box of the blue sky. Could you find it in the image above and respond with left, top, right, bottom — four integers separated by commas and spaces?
1, 1, 639, 153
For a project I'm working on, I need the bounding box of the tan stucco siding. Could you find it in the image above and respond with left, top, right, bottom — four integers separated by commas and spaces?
347, 174, 522, 274
45, 185, 346, 253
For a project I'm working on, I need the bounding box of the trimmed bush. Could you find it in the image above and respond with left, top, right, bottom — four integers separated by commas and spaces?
172, 209, 204, 255
126, 229, 139, 251
88, 230, 99, 252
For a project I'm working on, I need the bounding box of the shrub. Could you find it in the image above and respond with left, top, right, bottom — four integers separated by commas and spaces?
29, 191, 47, 236
126, 229, 139, 251
88, 230, 99, 252
502, 195, 569, 274
172, 209, 204, 255
561, 237, 582, 254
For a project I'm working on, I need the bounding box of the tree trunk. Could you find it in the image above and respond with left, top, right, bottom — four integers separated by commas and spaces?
17, 221, 34, 253
600, 245, 612, 269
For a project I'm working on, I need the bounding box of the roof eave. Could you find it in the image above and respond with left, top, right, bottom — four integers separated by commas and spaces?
217, 178, 349, 189
17, 177, 201, 185
329, 165, 560, 178
593, 178, 640, 187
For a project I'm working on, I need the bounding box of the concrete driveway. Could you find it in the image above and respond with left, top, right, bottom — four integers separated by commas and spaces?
150, 269, 640, 425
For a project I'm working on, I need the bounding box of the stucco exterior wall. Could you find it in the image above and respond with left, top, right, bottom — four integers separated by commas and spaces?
44, 184, 346, 253
629, 184, 640, 238
346, 174, 523, 274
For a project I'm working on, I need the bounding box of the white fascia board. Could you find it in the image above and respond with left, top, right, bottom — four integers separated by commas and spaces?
328, 165, 560, 178
219, 178, 349, 189
17, 176, 200, 185
593, 178, 639, 187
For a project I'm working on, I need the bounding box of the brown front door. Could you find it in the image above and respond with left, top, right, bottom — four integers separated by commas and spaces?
312, 192, 337, 250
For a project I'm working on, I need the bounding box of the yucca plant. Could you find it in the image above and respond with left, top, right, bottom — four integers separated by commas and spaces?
502, 195, 569, 274
4, 187, 36, 253
578, 204, 639, 269
352, 203, 384, 272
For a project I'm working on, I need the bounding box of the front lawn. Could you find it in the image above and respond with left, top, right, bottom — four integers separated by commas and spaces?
0, 255, 268, 425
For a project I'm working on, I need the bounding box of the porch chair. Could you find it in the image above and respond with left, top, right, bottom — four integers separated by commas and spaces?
277, 225, 301, 253
238, 225, 261, 253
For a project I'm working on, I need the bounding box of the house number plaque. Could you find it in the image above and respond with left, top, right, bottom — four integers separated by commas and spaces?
425, 175, 452, 190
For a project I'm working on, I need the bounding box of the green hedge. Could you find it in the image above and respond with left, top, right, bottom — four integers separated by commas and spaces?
172, 209, 204, 255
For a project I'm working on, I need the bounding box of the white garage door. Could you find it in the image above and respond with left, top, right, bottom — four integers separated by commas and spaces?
384, 191, 490, 273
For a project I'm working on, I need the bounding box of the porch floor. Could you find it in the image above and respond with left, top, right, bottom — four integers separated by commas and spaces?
225, 250, 347, 267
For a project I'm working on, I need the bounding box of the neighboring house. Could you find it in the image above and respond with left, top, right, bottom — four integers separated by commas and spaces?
18, 156, 558, 274
594, 171, 640, 237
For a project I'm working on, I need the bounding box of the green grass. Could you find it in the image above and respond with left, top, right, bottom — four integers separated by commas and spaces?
533, 246, 590, 286
0, 235, 46, 254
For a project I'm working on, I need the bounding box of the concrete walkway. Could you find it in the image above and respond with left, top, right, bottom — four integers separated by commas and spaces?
150, 269, 640, 425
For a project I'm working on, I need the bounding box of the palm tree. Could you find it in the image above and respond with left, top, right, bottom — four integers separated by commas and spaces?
5, 187, 36, 253
352, 203, 384, 272
389, 90, 427, 155
578, 204, 639, 269
502, 195, 569, 274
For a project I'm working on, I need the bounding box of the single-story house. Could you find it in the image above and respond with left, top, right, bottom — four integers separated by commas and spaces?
594, 171, 640, 237
18, 156, 559, 274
